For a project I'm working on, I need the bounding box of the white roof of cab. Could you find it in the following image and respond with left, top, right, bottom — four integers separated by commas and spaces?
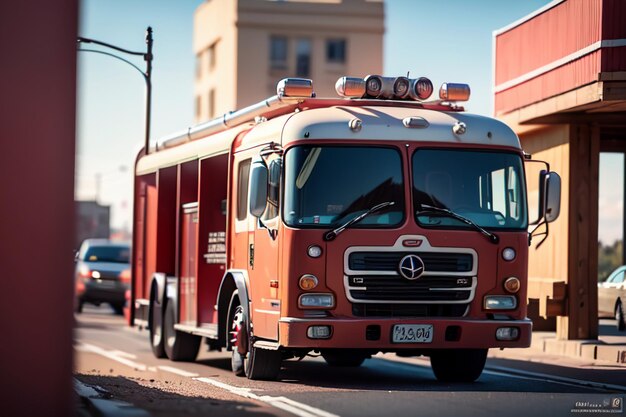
281, 105, 521, 150
136, 103, 521, 176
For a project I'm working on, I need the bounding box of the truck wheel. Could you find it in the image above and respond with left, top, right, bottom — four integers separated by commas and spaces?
323, 350, 367, 367
149, 293, 166, 358
616, 301, 625, 331
227, 295, 246, 376
163, 301, 201, 361
430, 349, 487, 383
228, 292, 282, 380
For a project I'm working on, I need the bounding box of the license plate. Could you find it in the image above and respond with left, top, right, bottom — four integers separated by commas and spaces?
392, 324, 433, 343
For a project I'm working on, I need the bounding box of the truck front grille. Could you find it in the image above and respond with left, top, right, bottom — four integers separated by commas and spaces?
349, 251, 473, 273
344, 248, 476, 304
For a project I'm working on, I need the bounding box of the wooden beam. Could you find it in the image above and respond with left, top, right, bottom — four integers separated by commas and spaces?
559, 124, 599, 340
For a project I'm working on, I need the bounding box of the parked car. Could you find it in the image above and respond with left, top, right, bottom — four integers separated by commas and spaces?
598, 265, 626, 331
74, 239, 131, 314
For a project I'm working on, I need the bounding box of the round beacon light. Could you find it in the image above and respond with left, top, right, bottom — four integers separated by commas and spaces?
502, 247, 516, 261
364, 75, 383, 98
410, 77, 434, 100
393, 76, 411, 99
504, 277, 521, 294
307, 245, 323, 258
299, 274, 319, 291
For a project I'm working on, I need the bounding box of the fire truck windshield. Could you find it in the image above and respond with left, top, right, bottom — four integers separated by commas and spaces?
412, 149, 527, 230
283, 146, 405, 227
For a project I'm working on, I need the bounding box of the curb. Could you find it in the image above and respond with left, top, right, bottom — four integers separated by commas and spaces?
535, 338, 626, 365
74, 379, 151, 417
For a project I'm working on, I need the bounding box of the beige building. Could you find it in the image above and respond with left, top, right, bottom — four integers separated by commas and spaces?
193, 0, 384, 123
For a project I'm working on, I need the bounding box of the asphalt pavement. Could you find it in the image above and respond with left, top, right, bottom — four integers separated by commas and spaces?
73, 305, 626, 417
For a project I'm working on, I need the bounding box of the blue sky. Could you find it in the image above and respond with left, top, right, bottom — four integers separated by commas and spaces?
76, 0, 623, 244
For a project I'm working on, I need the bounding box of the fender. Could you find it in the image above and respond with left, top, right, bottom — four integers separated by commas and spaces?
216, 269, 250, 348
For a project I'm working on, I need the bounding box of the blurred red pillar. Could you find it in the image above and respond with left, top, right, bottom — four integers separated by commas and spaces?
0, 1, 78, 416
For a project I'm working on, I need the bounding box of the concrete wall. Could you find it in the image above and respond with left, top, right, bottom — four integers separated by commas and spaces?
193, 0, 384, 123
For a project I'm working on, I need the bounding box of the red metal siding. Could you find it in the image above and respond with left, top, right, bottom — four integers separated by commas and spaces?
494, 0, 626, 115
495, 0, 602, 86
601, 46, 626, 72
602, 0, 626, 39
495, 50, 600, 115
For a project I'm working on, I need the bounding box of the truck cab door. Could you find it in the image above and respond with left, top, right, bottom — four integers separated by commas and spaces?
247, 155, 281, 341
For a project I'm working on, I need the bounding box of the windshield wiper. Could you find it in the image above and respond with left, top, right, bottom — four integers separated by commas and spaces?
416, 203, 499, 244
324, 201, 395, 242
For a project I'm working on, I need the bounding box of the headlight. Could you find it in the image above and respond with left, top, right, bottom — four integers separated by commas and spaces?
307, 245, 322, 258
299, 293, 334, 309
484, 295, 517, 310
502, 247, 516, 261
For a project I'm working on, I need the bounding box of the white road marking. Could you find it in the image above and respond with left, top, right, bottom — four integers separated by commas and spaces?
157, 366, 199, 378
76, 343, 148, 371
484, 365, 626, 392
195, 377, 340, 417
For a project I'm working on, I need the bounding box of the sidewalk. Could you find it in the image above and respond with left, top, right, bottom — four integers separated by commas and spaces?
491, 319, 626, 366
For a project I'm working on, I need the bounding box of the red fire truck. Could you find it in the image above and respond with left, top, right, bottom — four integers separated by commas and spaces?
130, 76, 561, 382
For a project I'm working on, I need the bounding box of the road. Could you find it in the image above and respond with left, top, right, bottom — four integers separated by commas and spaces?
74, 305, 626, 417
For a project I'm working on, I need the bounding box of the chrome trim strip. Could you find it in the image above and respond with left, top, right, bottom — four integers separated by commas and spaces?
343, 276, 477, 305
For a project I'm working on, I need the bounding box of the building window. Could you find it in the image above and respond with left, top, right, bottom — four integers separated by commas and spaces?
326, 39, 346, 64
196, 52, 202, 79
270, 35, 288, 69
195, 95, 201, 119
208, 89, 215, 119
296, 39, 311, 78
208, 41, 217, 71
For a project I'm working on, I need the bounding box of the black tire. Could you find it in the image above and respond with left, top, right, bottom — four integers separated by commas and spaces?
163, 301, 201, 361
75, 300, 84, 314
227, 292, 282, 380
149, 292, 166, 358
227, 293, 245, 376
323, 350, 368, 367
430, 349, 487, 383
616, 301, 625, 332
112, 303, 125, 316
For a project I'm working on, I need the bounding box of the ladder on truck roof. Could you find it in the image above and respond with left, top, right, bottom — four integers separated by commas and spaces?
152, 76, 470, 153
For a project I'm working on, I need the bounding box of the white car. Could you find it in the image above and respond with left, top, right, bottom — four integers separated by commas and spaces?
598, 265, 626, 331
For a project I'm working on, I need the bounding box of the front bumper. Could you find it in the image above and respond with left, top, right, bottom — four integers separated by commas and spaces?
278, 317, 531, 350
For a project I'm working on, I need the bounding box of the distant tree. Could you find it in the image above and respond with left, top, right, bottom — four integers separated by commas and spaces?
598, 240, 623, 281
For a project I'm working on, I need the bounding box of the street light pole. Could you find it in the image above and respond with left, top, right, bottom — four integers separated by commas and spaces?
77, 27, 153, 155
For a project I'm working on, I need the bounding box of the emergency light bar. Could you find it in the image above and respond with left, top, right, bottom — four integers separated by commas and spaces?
335, 75, 470, 103
439, 82, 471, 102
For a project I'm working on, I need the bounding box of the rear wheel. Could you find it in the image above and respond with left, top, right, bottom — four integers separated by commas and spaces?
149, 292, 166, 358
228, 292, 282, 380
163, 301, 201, 361
323, 350, 368, 367
112, 303, 125, 316
430, 349, 487, 383
616, 301, 625, 331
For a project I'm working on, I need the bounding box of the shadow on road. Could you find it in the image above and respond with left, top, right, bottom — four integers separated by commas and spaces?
76, 373, 281, 417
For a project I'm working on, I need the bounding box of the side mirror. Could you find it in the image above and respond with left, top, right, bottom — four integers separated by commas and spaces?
249, 161, 268, 218
541, 171, 561, 223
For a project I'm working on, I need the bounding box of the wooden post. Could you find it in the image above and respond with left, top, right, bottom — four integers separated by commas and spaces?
557, 124, 599, 340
